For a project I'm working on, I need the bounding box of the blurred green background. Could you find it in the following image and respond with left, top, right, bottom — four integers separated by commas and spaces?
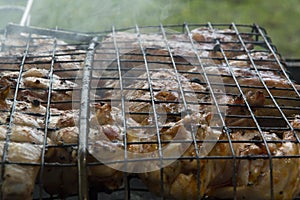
0, 0, 299, 58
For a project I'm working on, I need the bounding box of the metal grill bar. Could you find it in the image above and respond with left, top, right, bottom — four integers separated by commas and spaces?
78, 37, 98, 200
135, 24, 165, 198
255, 24, 300, 99
159, 24, 190, 116
184, 22, 238, 199
231, 23, 300, 143
1, 151, 298, 167
38, 34, 58, 199
159, 23, 202, 199
207, 22, 275, 200
111, 25, 130, 200
184, 24, 229, 128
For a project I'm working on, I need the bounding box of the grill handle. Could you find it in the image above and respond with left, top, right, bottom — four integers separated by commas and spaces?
20, 0, 34, 26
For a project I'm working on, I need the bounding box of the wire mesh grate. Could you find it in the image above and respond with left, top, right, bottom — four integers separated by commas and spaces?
0, 23, 299, 200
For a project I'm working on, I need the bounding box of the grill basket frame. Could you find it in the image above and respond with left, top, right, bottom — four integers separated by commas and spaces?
0, 23, 299, 200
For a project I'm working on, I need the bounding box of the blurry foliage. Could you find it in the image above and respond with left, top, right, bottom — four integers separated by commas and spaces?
0, 0, 299, 57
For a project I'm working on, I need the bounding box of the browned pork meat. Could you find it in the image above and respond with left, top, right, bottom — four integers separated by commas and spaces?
0, 100, 48, 199
138, 112, 221, 199
0, 68, 79, 110
43, 105, 125, 197
94, 26, 255, 81
206, 117, 300, 200
105, 69, 207, 125
138, 115, 300, 200
0, 142, 42, 200
0, 34, 85, 78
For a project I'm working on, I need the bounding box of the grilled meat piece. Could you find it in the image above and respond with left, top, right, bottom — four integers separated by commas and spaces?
139, 115, 300, 200
0, 125, 44, 144
1, 35, 85, 78
95, 28, 300, 199
43, 105, 125, 197
0, 108, 47, 200
0, 84, 59, 199
206, 126, 300, 200
191, 27, 254, 58
95, 27, 255, 81
0, 68, 79, 110
138, 112, 221, 199
105, 69, 206, 125
99, 27, 253, 61
0, 142, 42, 200
97, 29, 300, 130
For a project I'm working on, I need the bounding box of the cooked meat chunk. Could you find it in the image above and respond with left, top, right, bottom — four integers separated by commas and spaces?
138, 112, 221, 199
0, 111, 45, 200
1, 35, 85, 78
1, 68, 79, 110
106, 69, 206, 125
43, 105, 125, 197
0, 142, 42, 200
206, 127, 300, 200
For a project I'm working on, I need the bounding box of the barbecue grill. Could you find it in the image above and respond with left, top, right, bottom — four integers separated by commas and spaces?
0, 22, 299, 200
0, 1, 300, 200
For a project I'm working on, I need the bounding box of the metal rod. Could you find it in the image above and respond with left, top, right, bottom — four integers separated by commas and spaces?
135, 24, 165, 198
38, 35, 58, 200
207, 22, 274, 200
231, 23, 300, 143
255, 24, 300, 99
185, 22, 237, 199
111, 25, 130, 200
78, 37, 98, 200
20, 0, 34, 26
160, 23, 202, 199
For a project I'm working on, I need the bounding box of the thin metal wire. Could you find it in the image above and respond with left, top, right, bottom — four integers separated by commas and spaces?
38, 35, 57, 200
111, 25, 130, 200
184, 22, 238, 199
159, 24, 190, 119
207, 22, 274, 200
0, 32, 31, 199
135, 24, 165, 198
159, 23, 202, 199
254, 24, 300, 99
78, 36, 98, 200
231, 23, 300, 144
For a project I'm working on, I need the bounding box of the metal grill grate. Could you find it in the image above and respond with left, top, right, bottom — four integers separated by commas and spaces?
0, 23, 299, 200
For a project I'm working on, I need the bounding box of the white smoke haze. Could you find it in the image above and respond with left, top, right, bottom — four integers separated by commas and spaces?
30, 0, 184, 31
0, 0, 299, 56
0, 0, 28, 28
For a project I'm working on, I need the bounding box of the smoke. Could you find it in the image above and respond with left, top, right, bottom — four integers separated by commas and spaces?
0, 0, 28, 29
30, 0, 185, 32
